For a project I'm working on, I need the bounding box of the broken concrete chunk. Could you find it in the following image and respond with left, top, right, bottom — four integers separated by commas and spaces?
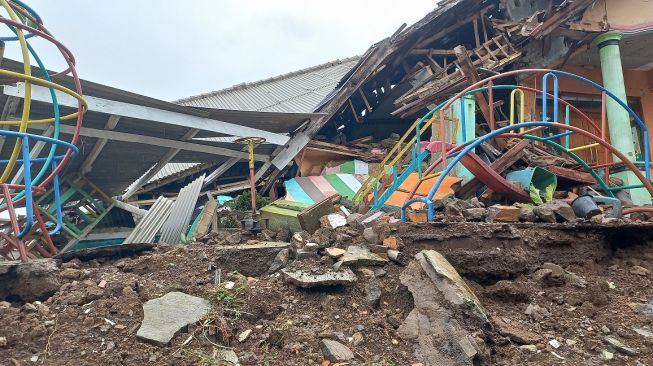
291, 232, 308, 248
534, 201, 576, 223
295, 250, 319, 260
603, 336, 639, 356
540, 262, 587, 288
525, 303, 551, 321
303, 243, 319, 252
445, 199, 474, 218
398, 250, 490, 364
325, 247, 346, 259
214, 349, 239, 365
281, 268, 357, 288
486, 205, 520, 223
362, 227, 379, 244
238, 329, 252, 342
320, 213, 347, 229
319, 339, 354, 362
345, 213, 364, 231
310, 227, 337, 247
519, 207, 536, 222
548, 200, 577, 222
365, 278, 382, 309
387, 250, 407, 266
137, 292, 211, 346
463, 207, 486, 222
225, 232, 242, 245
267, 248, 289, 274
533, 205, 556, 223
339, 245, 388, 267
361, 211, 386, 226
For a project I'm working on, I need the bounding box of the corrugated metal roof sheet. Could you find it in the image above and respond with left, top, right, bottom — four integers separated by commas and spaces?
175, 57, 360, 113
159, 175, 205, 244
123, 163, 201, 194
123, 196, 174, 244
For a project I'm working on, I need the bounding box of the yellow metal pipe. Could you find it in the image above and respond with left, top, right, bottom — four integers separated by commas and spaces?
509, 88, 525, 133
568, 143, 600, 153
1, 0, 32, 182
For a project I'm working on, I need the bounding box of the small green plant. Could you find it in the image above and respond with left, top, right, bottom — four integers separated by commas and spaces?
228, 191, 270, 211
210, 283, 248, 309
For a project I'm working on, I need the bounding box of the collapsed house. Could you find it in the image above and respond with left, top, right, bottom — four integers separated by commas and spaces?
2, 0, 653, 255
2, 0, 653, 365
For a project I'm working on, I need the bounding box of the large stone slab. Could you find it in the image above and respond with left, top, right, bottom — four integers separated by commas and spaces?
137, 292, 211, 346
282, 268, 357, 288
420, 250, 488, 325
398, 250, 490, 365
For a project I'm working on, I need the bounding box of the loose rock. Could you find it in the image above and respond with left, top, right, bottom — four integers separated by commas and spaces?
282, 268, 357, 288
319, 339, 354, 362
630, 265, 650, 276
136, 292, 211, 346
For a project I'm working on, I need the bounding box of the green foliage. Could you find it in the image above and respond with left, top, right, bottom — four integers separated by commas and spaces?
210, 282, 248, 309
228, 191, 270, 211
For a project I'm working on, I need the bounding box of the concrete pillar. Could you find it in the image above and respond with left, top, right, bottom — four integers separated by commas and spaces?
594, 31, 651, 204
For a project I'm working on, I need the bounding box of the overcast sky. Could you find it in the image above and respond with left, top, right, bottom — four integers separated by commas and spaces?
4, 0, 436, 101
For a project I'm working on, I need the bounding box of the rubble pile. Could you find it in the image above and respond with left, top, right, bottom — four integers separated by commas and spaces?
2, 209, 653, 365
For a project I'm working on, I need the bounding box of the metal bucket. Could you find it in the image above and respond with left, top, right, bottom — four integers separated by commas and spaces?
571, 195, 602, 219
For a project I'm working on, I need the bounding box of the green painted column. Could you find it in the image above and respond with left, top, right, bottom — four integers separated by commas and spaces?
594, 31, 651, 204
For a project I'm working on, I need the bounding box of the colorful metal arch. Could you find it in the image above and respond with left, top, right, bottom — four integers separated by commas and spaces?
0, 0, 85, 261
352, 67, 651, 221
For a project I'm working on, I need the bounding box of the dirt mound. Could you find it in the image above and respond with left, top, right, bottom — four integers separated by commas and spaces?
0, 222, 652, 365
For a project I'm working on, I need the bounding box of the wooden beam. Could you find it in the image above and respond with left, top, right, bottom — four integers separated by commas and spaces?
409, 49, 456, 56
473, 18, 481, 48
347, 99, 361, 123
415, 5, 494, 48
358, 89, 373, 113
80, 115, 120, 175
458, 139, 529, 198
3, 83, 290, 146
454, 45, 493, 126
27, 123, 269, 162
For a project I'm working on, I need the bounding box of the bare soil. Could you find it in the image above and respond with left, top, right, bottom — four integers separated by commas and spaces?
0, 222, 652, 365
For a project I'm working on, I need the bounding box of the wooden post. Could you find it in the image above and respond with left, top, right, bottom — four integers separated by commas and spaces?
454, 45, 493, 126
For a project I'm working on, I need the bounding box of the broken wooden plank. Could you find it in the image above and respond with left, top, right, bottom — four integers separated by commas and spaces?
297, 194, 339, 234
545, 165, 596, 185
458, 139, 530, 199
454, 45, 493, 127
195, 200, 219, 238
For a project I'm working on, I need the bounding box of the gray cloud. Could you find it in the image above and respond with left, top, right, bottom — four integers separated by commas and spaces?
3, 0, 436, 101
